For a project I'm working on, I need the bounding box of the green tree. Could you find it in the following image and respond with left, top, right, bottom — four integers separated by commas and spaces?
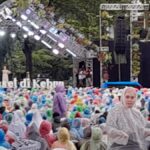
32, 49, 73, 80
7, 40, 26, 80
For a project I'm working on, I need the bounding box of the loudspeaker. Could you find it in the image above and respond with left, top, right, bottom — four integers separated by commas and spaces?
93, 58, 100, 87
108, 40, 130, 81
114, 16, 127, 54
139, 42, 150, 87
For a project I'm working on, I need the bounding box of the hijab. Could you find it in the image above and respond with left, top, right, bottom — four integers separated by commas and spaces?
90, 127, 107, 150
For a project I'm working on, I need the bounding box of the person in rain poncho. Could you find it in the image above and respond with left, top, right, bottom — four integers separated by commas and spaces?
26, 122, 49, 150
70, 118, 84, 141
53, 85, 67, 118
8, 110, 26, 138
28, 103, 43, 129
0, 129, 11, 149
105, 87, 150, 150
80, 127, 107, 150
39, 120, 56, 148
51, 127, 77, 150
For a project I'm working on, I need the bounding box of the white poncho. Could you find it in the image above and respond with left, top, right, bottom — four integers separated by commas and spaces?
106, 87, 150, 150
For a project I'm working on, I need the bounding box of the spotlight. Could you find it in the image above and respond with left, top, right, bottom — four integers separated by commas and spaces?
23, 34, 28, 38
28, 31, 34, 36
58, 43, 65, 48
40, 29, 47, 34
41, 40, 52, 49
0, 30, 5, 36
16, 21, 22, 27
12, 18, 16, 22
10, 33, 16, 38
25, 9, 31, 15
53, 49, 59, 55
22, 26, 29, 32
66, 49, 77, 57
21, 14, 28, 20
34, 35, 41, 40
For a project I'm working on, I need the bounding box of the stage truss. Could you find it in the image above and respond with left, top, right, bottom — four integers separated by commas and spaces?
99, 2, 149, 84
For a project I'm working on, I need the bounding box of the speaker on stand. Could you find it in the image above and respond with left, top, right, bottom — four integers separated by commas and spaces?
114, 16, 127, 81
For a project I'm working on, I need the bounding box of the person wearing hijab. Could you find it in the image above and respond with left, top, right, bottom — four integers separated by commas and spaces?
39, 120, 56, 148
77, 126, 92, 149
0, 120, 17, 143
52, 112, 61, 133
0, 129, 11, 149
26, 122, 49, 150
28, 103, 43, 129
91, 109, 101, 125
0, 122, 15, 144
70, 118, 84, 140
80, 127, 107, 150
61, 119, 77, 141
14, 109, 25, 124
53, 85, 67, 118
7, 110, 26, 139
51, 127, 77, 150
83, 108, 91, 119
80, 118, 90, 128
105, 87, 150, 150
25, 112, 33, 126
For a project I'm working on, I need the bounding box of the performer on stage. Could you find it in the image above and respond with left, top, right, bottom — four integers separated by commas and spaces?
2, 66, 11, 83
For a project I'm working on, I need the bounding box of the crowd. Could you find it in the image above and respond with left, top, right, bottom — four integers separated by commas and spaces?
0, 85, 149, 149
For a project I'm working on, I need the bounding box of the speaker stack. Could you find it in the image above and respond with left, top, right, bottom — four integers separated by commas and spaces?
114, 16, 127, 54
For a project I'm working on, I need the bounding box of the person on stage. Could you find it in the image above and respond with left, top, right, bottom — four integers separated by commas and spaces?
2, 66, 11, 83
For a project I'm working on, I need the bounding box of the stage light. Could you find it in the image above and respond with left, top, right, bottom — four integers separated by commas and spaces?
66, 49, 77, 57
16, 21, 22, 27
22, 26, 29, 32
21, 14, 28, 20
34, 35, 41, 40
12, 18, 16, 22
28, 20, 40, 29
58, 43, 65, 48
25, 9, 31, 15
40, 29, 47, 34
41, 40, 52, 49
53, 49, 59, 55
10, 33, 16, 38
0, 30, 5, 36
28, 31, 34, 36
23, 34, 28, 38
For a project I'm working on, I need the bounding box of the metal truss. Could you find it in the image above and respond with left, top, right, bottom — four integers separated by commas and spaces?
0, 1, 86, 58
99, 2, 149, 83
100, 3, 149, 11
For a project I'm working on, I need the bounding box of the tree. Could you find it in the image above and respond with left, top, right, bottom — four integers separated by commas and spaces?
7, 40, 26, 80
32, 49, 73, 80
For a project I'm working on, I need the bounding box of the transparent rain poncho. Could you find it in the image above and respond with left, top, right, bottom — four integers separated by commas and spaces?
106, 87, 150, 150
